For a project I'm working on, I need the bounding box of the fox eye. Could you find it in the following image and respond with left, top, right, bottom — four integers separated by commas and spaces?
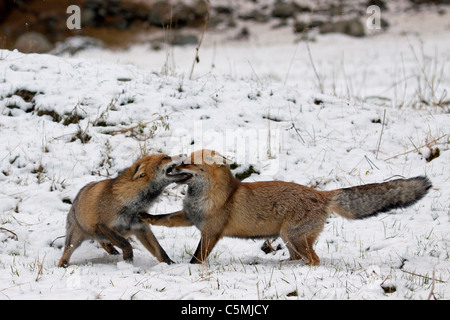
162, 156, 170, 160
132, 163, 147, 181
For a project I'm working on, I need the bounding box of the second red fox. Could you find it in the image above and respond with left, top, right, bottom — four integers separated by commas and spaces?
139, 149, 432, 266
58, 153, 189, 267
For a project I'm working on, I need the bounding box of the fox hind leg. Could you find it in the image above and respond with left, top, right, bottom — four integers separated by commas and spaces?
58, 220, 86, 268
280, 228, 302, 261
292, 234, 321, 266
281, 223, 322, 266
99, 241, 120, 255
95, 224, 133, 262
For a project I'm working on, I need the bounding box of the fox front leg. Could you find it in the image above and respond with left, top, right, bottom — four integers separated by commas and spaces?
190, 231, 222, 264
138, 210, 193, 227
133, 224, 174, 265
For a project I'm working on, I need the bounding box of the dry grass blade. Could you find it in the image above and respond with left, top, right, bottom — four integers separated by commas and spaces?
0, 227, 18, 241
400, 269, 446, 284
107, 115, 170, 138
427, 269, 436, 300
384, 134, 447, 161
306, 40, 324, 94
189, 0, 210, 80
35, 254, 46, 282
376, 109, 386, 159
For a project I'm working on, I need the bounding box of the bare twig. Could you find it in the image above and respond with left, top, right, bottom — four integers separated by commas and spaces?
407, 37, 448, 108
284, 42, 299, 85
49, 235, 65, 247
0, 227, 18, 241
107, 114, 170, 137
306, 41, 324, 93
189, 0, 210, 80
290, 122, 305, 144
401, 269, 446, 284
35, 253, 46, 282
376, 109, 386, 159
384, 134, 447, 161
427, 269, 436, 300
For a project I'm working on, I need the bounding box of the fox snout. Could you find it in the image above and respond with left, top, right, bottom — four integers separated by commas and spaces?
165, 159, 194, 183
169, 154, 187, 166
162, 154, 186, 173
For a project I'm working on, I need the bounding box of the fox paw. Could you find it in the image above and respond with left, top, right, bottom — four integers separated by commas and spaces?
58, 259, 69, 268
137, 212, 154, 223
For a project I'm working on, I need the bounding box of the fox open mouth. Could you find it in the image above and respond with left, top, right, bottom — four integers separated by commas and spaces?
166, 165, 192, 182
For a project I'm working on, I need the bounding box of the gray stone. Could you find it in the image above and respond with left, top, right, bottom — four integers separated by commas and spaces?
15, 32, 53, 53
271, 1, 310, 19
319, 18, 365, 37
51, 36, 104, 56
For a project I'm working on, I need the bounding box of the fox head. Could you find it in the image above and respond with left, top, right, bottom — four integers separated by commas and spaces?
112, 153, 189, 207
165, 149, 234, 188
128, 153, 187, 184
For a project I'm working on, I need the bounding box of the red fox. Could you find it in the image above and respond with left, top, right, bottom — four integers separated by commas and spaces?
139, 149, 432, 266
58, 153, 189, 267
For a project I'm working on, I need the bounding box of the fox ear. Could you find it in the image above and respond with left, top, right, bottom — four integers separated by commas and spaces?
221, 156, 234, 166
204, 151, 234, 166
132, 163, 146, 181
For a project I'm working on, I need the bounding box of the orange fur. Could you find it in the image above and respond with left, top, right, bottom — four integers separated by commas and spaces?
140, 150, 431, 266
58, 154, 186, 267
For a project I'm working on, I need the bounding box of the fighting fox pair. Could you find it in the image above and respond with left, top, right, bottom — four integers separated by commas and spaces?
60, 150, 432, 267
58, 154, 187, 267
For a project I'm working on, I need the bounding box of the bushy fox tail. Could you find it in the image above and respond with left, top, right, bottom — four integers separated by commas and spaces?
328, 176, 432, 220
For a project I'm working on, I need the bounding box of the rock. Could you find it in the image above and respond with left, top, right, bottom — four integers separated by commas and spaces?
38, 12, 60, 36
108, 15, 130, 30
171, 34, 199, 46
173, 3, 198, 27
81, 8, 97, 27
239, 10, 270, 23
174, 0, 209, 28
293, 21, 308, 33
150, 33, 199, 48
271, 1, 310, 19
319, 18, 366, 37
82, 0, 148, 29
272, 3, 295, 18
148, 1, 173, 26
148, 0, 209, 28
15, 32, 53, 53
367, 0, 387, 10
214, 5, 233, 15
328, 4, 345, 17
293, 20, 324, 33
234, 27, 250, 40
410, 0, 450, 4
0, 0, 13, 24
192, 0, 209, 17
51, 36, 104, 56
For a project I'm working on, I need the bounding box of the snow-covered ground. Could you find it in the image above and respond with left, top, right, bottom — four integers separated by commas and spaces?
0, 9, 449, 300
